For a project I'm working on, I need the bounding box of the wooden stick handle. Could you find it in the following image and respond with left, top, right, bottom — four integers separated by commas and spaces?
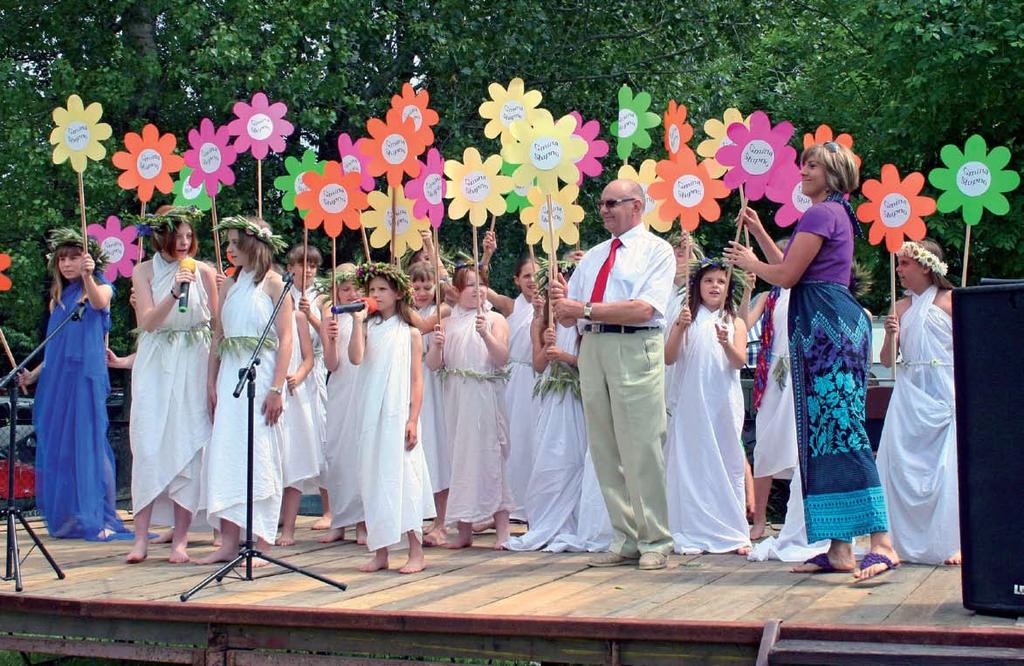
211, 197, 223, 274
77, 171, 88, 251
0, 327, 17, 370
961, 225, 972, 288
360, 225, 371, 261
302, 228, 309, 292
471, 224, 482, 315
331, 236, 337, 309
390, 186, 398, 266
256, 159, 263, 221
890, 252, 898, 378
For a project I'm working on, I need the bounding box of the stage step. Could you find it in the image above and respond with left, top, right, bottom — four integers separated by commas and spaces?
769, 639, 1024, 664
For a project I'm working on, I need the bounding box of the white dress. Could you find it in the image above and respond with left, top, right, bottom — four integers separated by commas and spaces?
666, 306, 751, 554
203, 269, 284, 543
279, 309, 323, 493
356, 315, 434, 551
325, 314, 364, 529
129, 253, 212, 525
503, 293, 538, 520
442, 304, 518, 525
506, 324, 588, 551
753, 289, 797, 480
291, 285, 328, 482
663, 287, 687, 413
544, 450, 614, 552
877, 286, 959, 564
747, 464, 829, 562
417, 304, 450, 493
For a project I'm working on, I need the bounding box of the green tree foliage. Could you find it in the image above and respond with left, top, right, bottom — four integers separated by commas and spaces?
1, 0, 1021, 356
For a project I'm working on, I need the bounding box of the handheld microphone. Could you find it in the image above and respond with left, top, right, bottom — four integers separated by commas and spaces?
178, 257, 197, 313
72, 299, 88, 321
331, 297, 378, 316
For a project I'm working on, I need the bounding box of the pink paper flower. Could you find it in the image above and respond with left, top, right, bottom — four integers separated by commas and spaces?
227, 92, 294, 160
337, 133, 375, 192
87, 215, 140, 281
184, 118, 237, 197
405, 148, 447, 229
764, 161, 812, 227
714, 110, 795, 201
569, 111, 609, 185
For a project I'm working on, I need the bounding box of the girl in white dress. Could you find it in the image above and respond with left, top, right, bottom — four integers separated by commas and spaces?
196, 217, 292, 565
877, 239, 960, 565
426, 265, 517, 549
125, 207, 218, 564
663, 232, 702, 410
347, 263, 433, 573
664, 259, 752, 555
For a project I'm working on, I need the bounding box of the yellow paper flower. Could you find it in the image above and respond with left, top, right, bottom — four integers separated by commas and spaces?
618, 160, 668, 232
478, 77, 544, 145
360, 185, 430, 256
49, 94, 113, 173
520, 184, 584, 254
444, 147, 513, 227
696, 108, 748, 178
502, 111, 588, 194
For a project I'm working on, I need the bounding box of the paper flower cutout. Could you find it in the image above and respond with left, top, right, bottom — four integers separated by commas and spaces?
663, 100, 695, 161
227, 92, 294, 160
0, 253, 11, 292
502, 161, 532, 213
49, 94, 112, 173
360, 108, 426, 188
224, 250, 238, 278
172, 166, 212, 211
184, 119, 237, 197
405, 148, 446, 229
764, 161, 812, 228
610, 85, 661, 162
87, 215, 140, 281
927, 134, 1021, 226
697, 108, 747, 178
390, 83, 440, 147
856, 164, 936, 252
444, 147, 513, 226
715, 111, 796, 201
520, 184, 584, 254
360, 186, 430, 255
112, 124, 184, 203
803, 124, 861, 168
294, 161, 368, 238
618, 160, 666, 232
274, 149, 327, 215
502, 111, 587, 194
569, 111, 609, 185
337, 133, 375, 192
478, 77, 544, 145
648, 152, 730, 232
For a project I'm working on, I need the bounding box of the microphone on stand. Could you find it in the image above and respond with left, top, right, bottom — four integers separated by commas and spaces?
71, 299, 88, 321
177, 257, 197, 313
331, 297, 378, 316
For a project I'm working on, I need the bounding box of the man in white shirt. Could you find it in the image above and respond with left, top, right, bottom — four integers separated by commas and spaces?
550, 179, 675, 570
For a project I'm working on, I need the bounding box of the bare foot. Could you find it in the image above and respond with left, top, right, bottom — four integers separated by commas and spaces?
358, 550, 389, 573
735, 546, 752, 556
852, 547, 901, 581
195, 545, 237, 565
423, 529, 448, 547
168, 546, 190, 564
472, 518, 494, 533
276, 534, 296, 547
311, 515, 332, 530
444, 534, 473, 549
150, 530, 173, 544
356, 523, 367, 546
125, 543, 147, 564
791, 553, 856, 573
399, 555, 425, 574
749, 521, 766, 541
318, 527, 346, 544
944, 551, 962, 566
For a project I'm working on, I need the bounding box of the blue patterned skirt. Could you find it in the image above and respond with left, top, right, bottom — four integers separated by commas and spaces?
789, 280, 888, 543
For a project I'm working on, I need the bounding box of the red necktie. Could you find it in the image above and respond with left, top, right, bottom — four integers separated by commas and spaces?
589, 238, 623, 303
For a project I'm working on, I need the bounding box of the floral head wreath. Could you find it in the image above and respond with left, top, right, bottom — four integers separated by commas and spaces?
214, 215, 287, 253
849, 260, 874, 300
129, 206, 204, 238
685, 257, 748, 309
355, 262, 413, 304
897, 241, 948, 277
313, 269, 358, 297
46, 227, 109, 273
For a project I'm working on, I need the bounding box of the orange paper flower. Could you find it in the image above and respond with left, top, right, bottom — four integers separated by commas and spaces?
802, 124, 861, 168
0, 253, 11, 292
112, 124, 184, 203
856, 164, 936, 253
649, 152, 730, 232
295, 161, 369, 238
390, 83, 440, 147
663, 100, 695, 161
360, 107, 427, 188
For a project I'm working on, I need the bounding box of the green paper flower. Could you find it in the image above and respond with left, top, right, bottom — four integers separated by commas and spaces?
609, 85, 661, 162
172, 166, 212, 211
273, 149, 327, 217
928, 134, 1020, 226
502, 160, 532, 213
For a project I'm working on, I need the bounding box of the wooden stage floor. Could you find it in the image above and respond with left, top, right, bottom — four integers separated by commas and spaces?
2, 514, 1023, 664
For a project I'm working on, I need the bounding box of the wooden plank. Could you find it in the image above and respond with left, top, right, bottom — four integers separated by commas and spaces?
832, 562, 935, 625
770, 638, 1024, 664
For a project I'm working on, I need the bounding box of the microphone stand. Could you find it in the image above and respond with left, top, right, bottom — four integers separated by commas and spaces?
0, 304, 84, 591
181, 272, 346, 602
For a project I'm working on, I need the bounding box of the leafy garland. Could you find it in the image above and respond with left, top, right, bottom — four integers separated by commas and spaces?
132, 321, 212, 349
217, 335, 278, 358
355, 262, 413, 304
533, 256, 578, 295
683, 257, 749, 309
313, 270, 357, 297
46, 227, 109, 273
533, 360, 581, 399
127, 206, 205, 238
438, 365, 511, 383
213, 215, 287, 253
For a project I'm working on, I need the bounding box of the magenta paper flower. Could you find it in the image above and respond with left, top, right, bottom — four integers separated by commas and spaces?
714, 110, 795, 201
569, 111, 609, 186
184, 118, 237, 197
405, 148, 446, 229
764, 160, 812, 227
337, 133, 375, 192
87, 215, 141, 281
227, 92, 294, 160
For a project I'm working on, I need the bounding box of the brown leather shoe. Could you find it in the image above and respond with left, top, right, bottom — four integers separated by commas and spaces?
588, 552, 639, 567
638, 551, 668, 570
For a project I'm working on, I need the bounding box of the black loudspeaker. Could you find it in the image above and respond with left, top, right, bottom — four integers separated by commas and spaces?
952, 283, 1024, 616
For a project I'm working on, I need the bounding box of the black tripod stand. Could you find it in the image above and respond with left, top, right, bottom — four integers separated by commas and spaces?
181, 272, 346, 601
0, 304, 84, 591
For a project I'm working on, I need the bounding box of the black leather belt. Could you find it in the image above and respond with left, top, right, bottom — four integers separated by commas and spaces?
583, 324, 659, 334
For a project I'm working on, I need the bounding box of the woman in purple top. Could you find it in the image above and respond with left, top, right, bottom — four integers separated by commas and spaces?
725, 142, 898, 581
